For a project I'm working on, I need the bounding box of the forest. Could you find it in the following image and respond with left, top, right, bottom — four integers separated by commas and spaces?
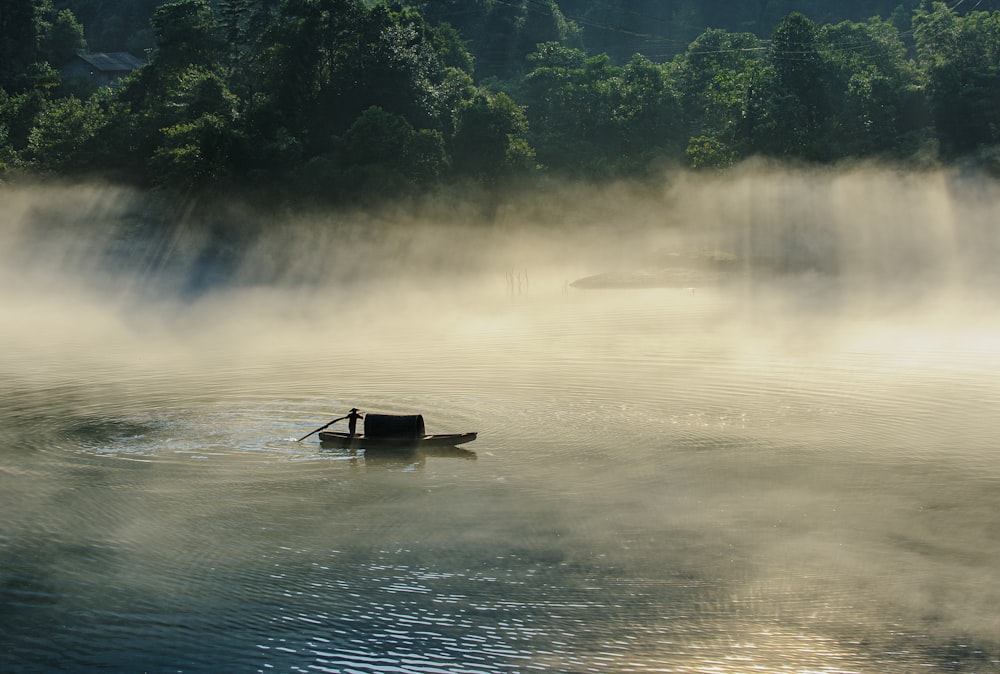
1, 0, 999, 208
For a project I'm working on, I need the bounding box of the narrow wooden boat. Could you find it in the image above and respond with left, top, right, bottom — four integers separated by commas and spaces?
318, 431, 477, 450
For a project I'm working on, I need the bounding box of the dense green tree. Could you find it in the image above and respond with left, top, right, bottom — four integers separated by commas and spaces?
248, 0, 472, 156
313, 104, 450, 202
50, 0, 1000, 76
40, 8, 86, 65
344, 106, 445, 179
251, 0, 364, 139
349, 5, 462, 128
120, 0, 227, 117
0, 88, 22, 176
149, 0, 226, 69
143, 67, 241, 189
0, 87, 50, 153
150, 111, 241, 189
108, 0, 483, 194
0, 123, 16, 177
674, 14, 931, 165
673, 28, 769, 166
519, 44, 617, 175
559, 0, 1000, 64
613, 54, 684, 168
63, 86, 133, 177
1, 0, 43, 92
217, 0, 252, 61
685, 134, 733, 169
449, 90, 534, 184
818, 17, 924, 157
767, 13, 831, 158
914, 2, 1000, 156
108, 0, 233, 186
520, 43, 682, 176
24, 93, 100, 172
4, 0, 1000, 198
414, 0, 581, 80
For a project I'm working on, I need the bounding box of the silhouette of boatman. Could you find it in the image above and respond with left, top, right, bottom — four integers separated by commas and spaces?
346, 408, 364, 436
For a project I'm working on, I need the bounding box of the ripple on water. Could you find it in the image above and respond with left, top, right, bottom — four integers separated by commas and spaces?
4, 283, 1000, 672
246, 548, 928, 673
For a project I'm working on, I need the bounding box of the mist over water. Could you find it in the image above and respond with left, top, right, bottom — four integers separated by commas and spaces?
3, 166, 1000, 672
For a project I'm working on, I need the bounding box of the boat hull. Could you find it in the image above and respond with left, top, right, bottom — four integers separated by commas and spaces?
318, 431, 477, 450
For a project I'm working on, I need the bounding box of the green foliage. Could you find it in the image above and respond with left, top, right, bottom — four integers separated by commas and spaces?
0, 88, 50, 152
26, 95, 100, 172
247, 0, 471, 155
769, 13, 830, 157
136, 67, 240, 189
25, 62, 61, 92
3, 1, 1000, 201
415, 0, 581, 80
559, 0, 1000, 64
0, 88, 21, 178
520, 44, 681, 176
450, 90, 535, 184
42, 9, 87, 65
0, 123, 16, 177
914, 2, 1000, 156
686, 135, 734, 170
671, 13, 931, 164
615, 55, 683, 156
150, 0, 226, 69
1, 0, 43, 92
817, 18, 922, 157
0, 0, 84, 90
151, 112, 240, 189
674, 29, 769, 161
343, 106, 446, 182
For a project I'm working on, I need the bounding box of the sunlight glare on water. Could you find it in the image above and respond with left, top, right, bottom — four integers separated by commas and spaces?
2, 170, 1000, 672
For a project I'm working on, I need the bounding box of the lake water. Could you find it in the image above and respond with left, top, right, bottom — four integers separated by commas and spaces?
2, 174, 1000, 672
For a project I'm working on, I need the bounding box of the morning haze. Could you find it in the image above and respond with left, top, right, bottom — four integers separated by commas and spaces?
3, 0, 1000, 671
3, 163, 1000, 671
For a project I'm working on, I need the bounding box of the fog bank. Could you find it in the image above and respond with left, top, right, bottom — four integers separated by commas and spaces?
2, 164, 999, 349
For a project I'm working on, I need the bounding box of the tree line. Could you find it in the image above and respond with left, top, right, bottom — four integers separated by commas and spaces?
1, 0, 999, 207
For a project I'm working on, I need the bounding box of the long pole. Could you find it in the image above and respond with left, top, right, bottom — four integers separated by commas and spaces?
297, 416, 345, 442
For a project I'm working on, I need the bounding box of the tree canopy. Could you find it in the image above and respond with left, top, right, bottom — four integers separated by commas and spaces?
1, 0, 999, 205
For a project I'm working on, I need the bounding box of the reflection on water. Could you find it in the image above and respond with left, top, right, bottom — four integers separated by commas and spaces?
3, 176, 1000, 672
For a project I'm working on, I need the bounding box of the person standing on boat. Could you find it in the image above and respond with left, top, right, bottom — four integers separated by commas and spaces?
346, 408, 364, 436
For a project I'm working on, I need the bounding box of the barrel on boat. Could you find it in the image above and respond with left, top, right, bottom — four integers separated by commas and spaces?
364, 414, 425, 439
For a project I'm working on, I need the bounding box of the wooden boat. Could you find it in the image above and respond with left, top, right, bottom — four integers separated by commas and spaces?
316, 414, 476, 450
318, 430, 477, 450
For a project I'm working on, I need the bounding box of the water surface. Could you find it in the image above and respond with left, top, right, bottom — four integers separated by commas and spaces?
2, 176, 1000, 672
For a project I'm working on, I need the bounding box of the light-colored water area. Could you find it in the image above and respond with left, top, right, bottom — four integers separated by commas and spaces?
2, 172, 1000, 672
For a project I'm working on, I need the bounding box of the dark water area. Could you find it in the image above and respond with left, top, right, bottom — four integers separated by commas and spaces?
2, 171, 1000, 672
